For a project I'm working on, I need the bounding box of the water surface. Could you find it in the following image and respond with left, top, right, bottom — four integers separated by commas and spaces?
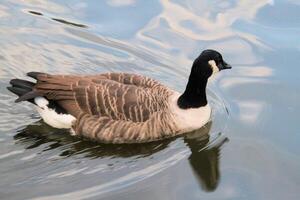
0, 0, 300, 200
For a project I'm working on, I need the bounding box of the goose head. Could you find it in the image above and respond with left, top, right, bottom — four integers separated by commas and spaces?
191, 49, 232, 79
177, 49, 231, 109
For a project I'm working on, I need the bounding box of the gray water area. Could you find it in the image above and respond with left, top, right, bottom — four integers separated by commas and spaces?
0, 0, 300, 199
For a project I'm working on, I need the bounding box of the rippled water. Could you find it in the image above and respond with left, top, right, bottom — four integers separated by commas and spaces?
1, 0, 300, 199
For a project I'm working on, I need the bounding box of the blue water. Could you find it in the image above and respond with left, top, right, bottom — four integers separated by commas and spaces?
0, 0, 300, 199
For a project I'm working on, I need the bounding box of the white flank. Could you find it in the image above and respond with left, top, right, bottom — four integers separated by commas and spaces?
34, 97, 76, 129
169, 92, 211, 133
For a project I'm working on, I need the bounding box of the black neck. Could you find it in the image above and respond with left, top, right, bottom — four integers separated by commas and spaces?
177, 62, 209, 109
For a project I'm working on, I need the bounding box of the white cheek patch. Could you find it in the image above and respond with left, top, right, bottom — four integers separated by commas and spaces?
208, 60, 219, 75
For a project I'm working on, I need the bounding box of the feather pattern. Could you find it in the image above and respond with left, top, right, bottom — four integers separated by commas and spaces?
28, 72, 182, 143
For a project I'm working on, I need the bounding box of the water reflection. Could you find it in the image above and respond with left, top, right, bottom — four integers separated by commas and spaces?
136, 0, 273, 65
184, 123, 228, 191
14, 121, 173, 158
106, 0, 136, 7
14, 120, 226, 192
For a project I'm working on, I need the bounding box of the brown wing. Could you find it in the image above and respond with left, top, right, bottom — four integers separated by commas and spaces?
32, 72, 172, 122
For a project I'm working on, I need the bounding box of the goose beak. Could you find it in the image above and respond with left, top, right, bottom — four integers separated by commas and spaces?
218, 61, 232, 71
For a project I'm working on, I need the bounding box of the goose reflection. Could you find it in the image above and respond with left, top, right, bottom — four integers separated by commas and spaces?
184, 122, 228, 191
14, 121, 171, 158
14, 120, 227, 192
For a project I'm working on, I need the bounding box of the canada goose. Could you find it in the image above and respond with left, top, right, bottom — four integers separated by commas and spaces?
7, 49, 231, 143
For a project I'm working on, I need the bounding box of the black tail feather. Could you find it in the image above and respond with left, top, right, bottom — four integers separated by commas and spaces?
7, 86, 30, 97
7, 78, 38, 103
10, 79, 35, 90
15, 91, 40, 103
8, 73, 68, 114
27, 72, 45, 80
7, 86, 36, 104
